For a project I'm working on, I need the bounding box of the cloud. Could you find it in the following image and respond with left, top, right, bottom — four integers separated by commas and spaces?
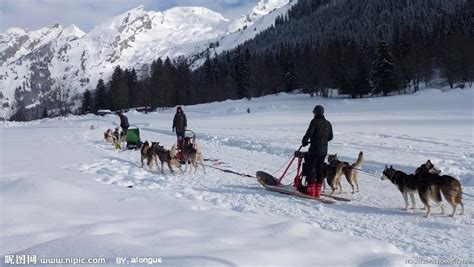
0, 0, 257, 32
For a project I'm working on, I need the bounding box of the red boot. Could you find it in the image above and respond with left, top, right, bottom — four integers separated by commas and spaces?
306, 183, 316, 197
314, 182, 323, 198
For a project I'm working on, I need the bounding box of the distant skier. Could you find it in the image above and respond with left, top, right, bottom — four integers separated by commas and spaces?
301, 105, 333, 198
117, 112, 129, 132
172, 106, 187, 149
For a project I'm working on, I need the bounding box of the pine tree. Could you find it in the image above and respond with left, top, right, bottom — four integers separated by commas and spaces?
94, 78, 107, 112
371, 41, 399, 96
439, 33, 474, 88
81, 90, 93, 114
125, 68, 138, 107
109, 66, 128, 110
283, 47, 297, 93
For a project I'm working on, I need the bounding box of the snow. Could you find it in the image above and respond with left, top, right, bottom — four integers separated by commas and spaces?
1, 88, 473, 266
0, 89, 474, 266
0, 1, 297, 119
227, 0, 290, 33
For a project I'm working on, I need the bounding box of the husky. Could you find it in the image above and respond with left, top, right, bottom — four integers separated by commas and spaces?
415, 160, 441, 175
415, 160, 464, 217
326, 151, 363, 195
181, 142, 206, 173
140, 141, 161, 168
104, 129, 116, 143
155, 144, 182, 174
381, 165, 445, 217
140, 141, 150, 167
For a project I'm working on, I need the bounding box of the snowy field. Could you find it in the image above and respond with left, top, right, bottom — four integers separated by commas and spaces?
1, 88, 473, 266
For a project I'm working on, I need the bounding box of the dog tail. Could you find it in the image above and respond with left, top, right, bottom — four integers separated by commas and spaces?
351, 151, 364, 169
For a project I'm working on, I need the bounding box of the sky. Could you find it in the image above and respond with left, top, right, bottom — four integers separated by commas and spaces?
0, 0, 258, 32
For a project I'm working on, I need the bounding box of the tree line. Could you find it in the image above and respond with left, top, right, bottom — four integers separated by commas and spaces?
80, 0, 473, 114
82, 32, 473, 113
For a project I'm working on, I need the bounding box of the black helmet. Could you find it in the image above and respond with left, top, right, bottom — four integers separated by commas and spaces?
313, 105, 324, 115
177, 106, 183, 112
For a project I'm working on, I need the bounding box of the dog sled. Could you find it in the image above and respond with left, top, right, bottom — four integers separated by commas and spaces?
176, 130, 196, 163
125, 127, 142, 150
256, 147, 351, 203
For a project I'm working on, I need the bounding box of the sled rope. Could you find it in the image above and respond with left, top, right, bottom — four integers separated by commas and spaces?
199, 163, 255, 178
353, 168, 380, 178
272, 157, 294, 176
462, 192, 474, 198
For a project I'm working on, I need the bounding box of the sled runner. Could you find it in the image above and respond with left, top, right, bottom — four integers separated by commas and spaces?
256, 148, 351, 203
257, 171, 335, 204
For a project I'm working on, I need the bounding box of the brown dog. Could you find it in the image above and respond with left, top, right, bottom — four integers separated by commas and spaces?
415, 160, 464, 217
155, 144, 181, 174
326, 151, 363, 195
181, 143, 205, 174
104, 129, 116, 143
140, 141, 161, 168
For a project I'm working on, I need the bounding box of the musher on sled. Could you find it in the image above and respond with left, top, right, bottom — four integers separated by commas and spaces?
301, 105, 333, 198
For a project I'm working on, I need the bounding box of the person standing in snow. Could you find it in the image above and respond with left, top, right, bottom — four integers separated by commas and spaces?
172, 106, 187, 149
117, 112, 129, 132
301, 105, 333, 198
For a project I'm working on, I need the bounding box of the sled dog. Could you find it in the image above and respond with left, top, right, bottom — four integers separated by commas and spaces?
104, 129, 116, 143
140, 141, 161, 168
415, 160, 441, 175
181, 142, 205, 173
155, 144, 181, 174
326, 151, 363, 195
415, 160, 464, 217
381, 165, 446, 217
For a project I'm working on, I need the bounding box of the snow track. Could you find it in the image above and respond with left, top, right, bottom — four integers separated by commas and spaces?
78, 106, 473, 261
2, 89, 473, 265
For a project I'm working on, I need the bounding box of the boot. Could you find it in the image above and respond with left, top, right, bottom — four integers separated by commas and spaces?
306, 183, 316, 197
314, 182, 323, 198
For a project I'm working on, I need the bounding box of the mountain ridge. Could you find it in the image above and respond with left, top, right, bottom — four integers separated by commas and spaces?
1, 0, 291, 120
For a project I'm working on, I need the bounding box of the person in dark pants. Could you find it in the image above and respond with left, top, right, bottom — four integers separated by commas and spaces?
301, 105, 333, 198
172, 106, 187, 149
117, 112, 129, 132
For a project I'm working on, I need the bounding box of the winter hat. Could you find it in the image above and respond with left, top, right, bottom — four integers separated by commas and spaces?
177, 106, 183, 112
313, 105, 324, 115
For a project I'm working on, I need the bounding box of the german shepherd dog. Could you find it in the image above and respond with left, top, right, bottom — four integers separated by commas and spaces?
326, 151, 363, 195
155, 144, 181, 174
381, 165, 445, 217
140, 141, 161, 168
104, 129, 115, 143
415, 160, 464, 217
181, 142, 205, 173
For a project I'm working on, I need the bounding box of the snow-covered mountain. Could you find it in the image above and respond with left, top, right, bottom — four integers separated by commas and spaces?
227, 0, 290, 33
0, 0, 294, 120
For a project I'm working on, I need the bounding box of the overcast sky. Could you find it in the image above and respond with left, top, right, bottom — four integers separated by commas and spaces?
0, 0, 258, 32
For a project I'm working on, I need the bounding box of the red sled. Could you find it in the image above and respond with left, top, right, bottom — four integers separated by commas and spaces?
176, 130, 196, 162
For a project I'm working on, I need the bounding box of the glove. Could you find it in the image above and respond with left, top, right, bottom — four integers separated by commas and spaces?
302, 139, 309, 147
172, 128, 175, 133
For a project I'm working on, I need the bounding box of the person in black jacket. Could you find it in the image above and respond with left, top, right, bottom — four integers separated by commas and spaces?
117, 112, 129, 132
172, 106, 187, 149
302, 105, 333, 197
